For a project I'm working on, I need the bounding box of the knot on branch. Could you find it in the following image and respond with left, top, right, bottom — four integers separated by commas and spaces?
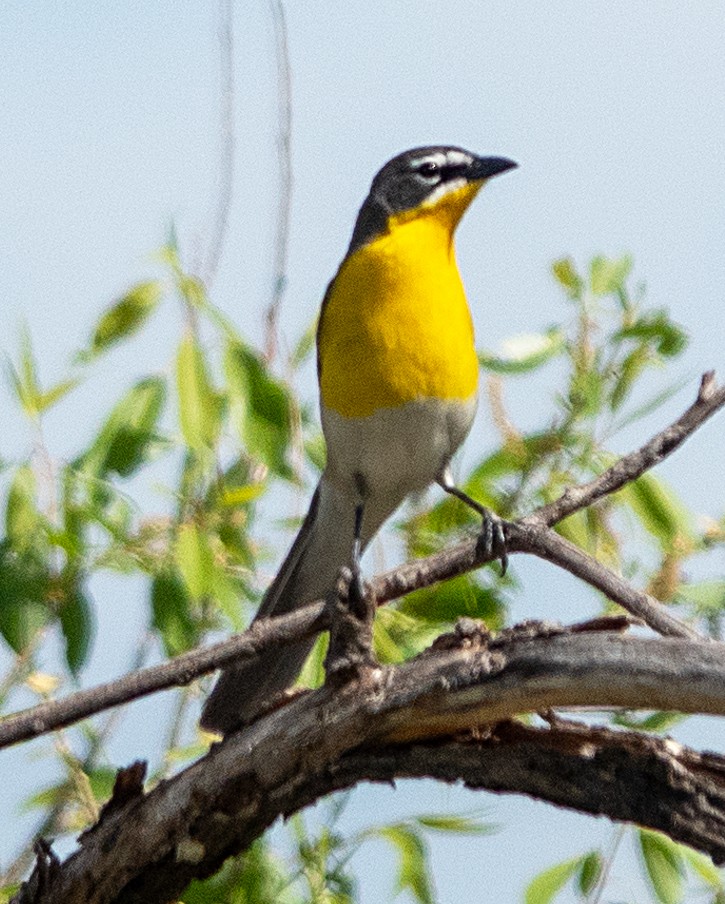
79, 760, 148, 846
324, 567, 378, 685
426, 617, 493, 654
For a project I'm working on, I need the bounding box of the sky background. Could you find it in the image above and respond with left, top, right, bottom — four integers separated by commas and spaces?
1, 3, 725, 901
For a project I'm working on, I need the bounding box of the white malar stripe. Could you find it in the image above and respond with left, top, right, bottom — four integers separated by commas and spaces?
422, 176, 468, 207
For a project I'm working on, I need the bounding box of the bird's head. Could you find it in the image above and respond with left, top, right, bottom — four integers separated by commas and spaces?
349, 145, 517, 252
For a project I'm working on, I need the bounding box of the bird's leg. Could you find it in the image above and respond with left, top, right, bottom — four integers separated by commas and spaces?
325, 499, 376, 683
437, 469, 509, 575
348, 501, 367, 606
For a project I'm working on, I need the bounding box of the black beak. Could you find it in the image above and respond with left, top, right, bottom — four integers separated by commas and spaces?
469, 156, 518, 181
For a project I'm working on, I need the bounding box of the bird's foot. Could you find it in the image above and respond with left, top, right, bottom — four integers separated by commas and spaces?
437, 473, 509, 576
476, 508, 509, 576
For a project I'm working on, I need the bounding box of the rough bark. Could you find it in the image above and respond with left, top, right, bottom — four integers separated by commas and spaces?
13, 620, 725, 904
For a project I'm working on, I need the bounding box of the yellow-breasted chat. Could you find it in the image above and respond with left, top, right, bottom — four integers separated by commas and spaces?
201, 146, 517, 734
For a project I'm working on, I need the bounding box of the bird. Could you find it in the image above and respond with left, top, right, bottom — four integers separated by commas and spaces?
200, 145, 517, 734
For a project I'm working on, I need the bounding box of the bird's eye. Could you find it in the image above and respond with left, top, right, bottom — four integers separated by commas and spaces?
417, 160, 440, 179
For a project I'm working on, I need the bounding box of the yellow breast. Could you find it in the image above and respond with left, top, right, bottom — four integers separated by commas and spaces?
318, 208, 479, 419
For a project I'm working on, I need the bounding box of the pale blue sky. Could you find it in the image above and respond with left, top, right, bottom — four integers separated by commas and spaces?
1, 3, 724, 901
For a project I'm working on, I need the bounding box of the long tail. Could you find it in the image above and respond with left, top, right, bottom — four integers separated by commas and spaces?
200, 478, 391, 734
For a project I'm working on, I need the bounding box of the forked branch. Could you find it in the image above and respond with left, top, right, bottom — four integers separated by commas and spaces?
1, 373, 722, 750
12, 620, 725, 904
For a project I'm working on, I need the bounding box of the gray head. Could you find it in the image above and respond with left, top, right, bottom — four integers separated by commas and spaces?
348, 145, 517, 253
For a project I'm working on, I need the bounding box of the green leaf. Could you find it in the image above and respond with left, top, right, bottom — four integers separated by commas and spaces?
184, 839, 295, 904
372, 608, 422, 663
22, 779, 71, 812
680, 845, 724, 890
633, 711, 687, 733
58, 580, 93, 674
619, 473, 692, 550
378, 825, 434, 904
577, 851, 603, 895
220, 483, 265, 507
6, 466, 41, 550
178, 274, 208, 311
639, 829, 685, 904
305, 431, 327, 473
6, 328, 81, 413
6, 325, 42, 417
615, 310, 688, 358
291, 319, 318, 368
36, 376, 82, 413
524, 856, 581, 904
151, 571, 197, 655
175, 522, 214, 602
590, 254, 633, 296
612, 376, 689, 433
677, 580, 725, 615
479, 328, 565, 374
87, 767, 118, 803
610, 346, 649, 412
461, 431, 566, 503
0, 542, 50, 654
555, 509, 595, 551
90, 281, 162, 355
568, 368, 604, 419
298, 632, 329, 690
208, 563, 245, 629
399, 575, 504, 628
80, 377, 166, 479
176, 331, 224, 451
415, 812, 494, 835
225, 339, 293, 478
552, 257, 583, 299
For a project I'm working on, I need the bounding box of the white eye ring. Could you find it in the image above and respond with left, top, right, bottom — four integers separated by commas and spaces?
417, 160, 440, 179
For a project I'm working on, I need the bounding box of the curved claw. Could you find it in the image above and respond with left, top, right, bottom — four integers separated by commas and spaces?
476, 510, 509, 576
436, 473, 508, 576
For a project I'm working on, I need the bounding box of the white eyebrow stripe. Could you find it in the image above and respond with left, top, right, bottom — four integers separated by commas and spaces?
444, 149, 469, 167
414, 151, 448, 170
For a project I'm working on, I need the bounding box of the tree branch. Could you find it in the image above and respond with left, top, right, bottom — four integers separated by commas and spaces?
0, 602, 328, 750
263, 0, 293, 362
528, 371, 725, 528
200, 0, 235, 287
507, 524, 701, 639
1, 373, 720, 749
13, 621, 725, 904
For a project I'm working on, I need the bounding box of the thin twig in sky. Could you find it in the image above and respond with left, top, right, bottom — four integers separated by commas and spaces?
203, 0, 236, 288
264, 0, 293, 362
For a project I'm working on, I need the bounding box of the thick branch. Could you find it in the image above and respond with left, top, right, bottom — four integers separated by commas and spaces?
13, 625, 725, 904
1, 373, 719, 748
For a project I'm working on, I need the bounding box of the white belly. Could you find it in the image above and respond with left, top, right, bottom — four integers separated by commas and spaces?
321, 395, 477, 531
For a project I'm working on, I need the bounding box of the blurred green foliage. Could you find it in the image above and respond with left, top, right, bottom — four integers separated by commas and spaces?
1, 251, 723, 900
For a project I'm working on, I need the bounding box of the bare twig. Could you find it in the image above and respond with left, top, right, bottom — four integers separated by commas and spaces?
588, 824, 626, 904
528, 371, 725, 528
507, 523, 701, 639
263, 0, 293, 362
0, 634, 154, 887
0, 602, 328, 751
1, 374, 720, 749
201, 0, 235, 287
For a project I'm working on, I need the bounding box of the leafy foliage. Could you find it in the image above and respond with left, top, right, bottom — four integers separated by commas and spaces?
1, 251, 723, 900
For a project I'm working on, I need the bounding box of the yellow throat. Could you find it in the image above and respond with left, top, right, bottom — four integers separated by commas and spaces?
318, 182, 482, 419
